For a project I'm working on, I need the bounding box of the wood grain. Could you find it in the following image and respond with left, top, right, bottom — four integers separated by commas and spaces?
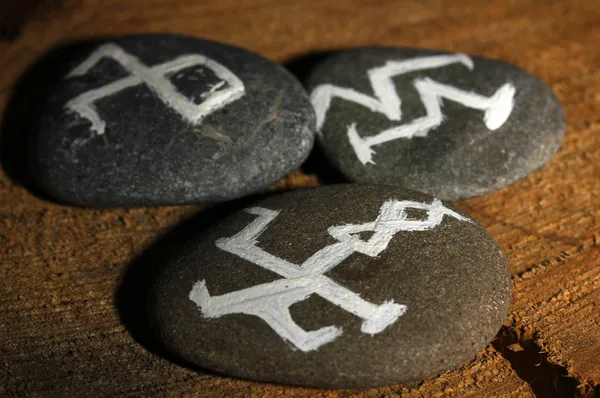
1, 0, 599, 396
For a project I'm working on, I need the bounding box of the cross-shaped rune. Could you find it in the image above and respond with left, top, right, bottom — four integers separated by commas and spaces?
189, 198, 471, 351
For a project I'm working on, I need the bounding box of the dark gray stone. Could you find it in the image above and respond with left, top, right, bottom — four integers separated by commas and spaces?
306, 48, 565, 200
31, 34, 315, 206
148, 184, 511, 388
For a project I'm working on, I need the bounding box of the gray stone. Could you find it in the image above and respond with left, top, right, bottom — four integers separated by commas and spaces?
306, 48, 564, 200
31, 34, 315, 206
148, 184, 511, 388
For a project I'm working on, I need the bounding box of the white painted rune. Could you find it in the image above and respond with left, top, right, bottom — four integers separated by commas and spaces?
189, 198, 472, 352
310, 54, 517, 165
64, 43, 245, 135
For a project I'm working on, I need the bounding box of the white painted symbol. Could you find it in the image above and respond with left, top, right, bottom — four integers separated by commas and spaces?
189, 198, 471, 352
310, 54, 516, 165
65, 43, 245, 135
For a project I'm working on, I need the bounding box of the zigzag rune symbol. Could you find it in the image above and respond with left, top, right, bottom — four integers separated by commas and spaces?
310, 54, 516, 165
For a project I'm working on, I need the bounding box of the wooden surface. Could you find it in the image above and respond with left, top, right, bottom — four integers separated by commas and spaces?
1, 0, 599, 396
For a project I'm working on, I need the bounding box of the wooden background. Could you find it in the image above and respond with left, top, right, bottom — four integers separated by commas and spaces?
1, 0, 599, 396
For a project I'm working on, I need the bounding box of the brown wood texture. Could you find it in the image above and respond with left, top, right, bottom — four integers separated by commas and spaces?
1, 0, 599, 396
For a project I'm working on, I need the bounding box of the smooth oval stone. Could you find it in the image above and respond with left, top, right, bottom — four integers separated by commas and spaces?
31, 34, 315, 206
148, 184, 511, 388
306, 48, 564, 200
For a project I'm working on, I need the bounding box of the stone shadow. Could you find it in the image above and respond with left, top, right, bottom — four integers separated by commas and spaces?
283, 50, 348, 185
0, 39, 102, 201
114, 195, 262, 373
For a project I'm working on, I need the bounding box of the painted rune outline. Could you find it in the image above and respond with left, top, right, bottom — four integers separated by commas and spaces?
64, 43, 245, 135
310, 54, 517, 165
189, 198, 471, 352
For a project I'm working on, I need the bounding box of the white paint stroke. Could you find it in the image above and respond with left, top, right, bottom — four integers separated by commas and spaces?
189, 198, 471, 352
65, 43, 245, 135
310, 54, 516, 165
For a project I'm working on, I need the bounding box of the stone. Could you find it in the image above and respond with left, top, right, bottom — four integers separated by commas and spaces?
31, 34, 315, 206
306, 48, 565, 200
147, 184, 511, 388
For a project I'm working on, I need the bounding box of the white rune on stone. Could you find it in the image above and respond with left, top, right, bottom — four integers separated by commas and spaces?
310, 54, 516, 165
189, 198, 472, 352
64, 43, 245, 135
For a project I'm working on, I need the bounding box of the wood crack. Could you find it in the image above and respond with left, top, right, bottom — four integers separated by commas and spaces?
492, 325, 598, 398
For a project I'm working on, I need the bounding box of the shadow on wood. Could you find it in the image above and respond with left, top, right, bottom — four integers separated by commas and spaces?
114, 194, 268, 375
492, 326, 583, 398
